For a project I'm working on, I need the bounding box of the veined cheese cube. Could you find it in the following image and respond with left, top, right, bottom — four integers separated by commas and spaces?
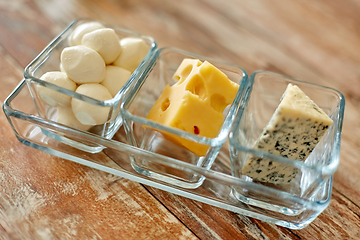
146, 58, 239, 156
241, 83, 333, 184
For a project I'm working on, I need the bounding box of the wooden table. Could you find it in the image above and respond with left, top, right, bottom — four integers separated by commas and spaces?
0, 0, 359, 239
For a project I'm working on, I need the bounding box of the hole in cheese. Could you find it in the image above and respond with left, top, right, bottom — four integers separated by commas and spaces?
161, 98, 170, 111
185, 75, 206, 100
193, 126, 200, 135
210, 94, 227, 113
176, 64, 193, 85
181, 65, 193, 78
173, 120, 186, 131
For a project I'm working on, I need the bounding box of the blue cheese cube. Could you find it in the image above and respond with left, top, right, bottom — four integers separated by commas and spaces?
241, 84, 333, 184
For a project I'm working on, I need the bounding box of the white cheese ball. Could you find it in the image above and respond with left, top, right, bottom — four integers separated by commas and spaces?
68, 21, 104, 46
101, 65, 131, 97
71, 83, 112, 125
113, 37, 149, 72
59, 63, 65, 72
56, 106, 94, 131
61, 45, 106, 84
82, 28, 122, 64
38, 71, 76, 107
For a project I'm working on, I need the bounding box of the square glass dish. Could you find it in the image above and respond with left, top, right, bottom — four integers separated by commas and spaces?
24, 18, 157, 153
229, 71, 345, 228
120, 47, 248, 189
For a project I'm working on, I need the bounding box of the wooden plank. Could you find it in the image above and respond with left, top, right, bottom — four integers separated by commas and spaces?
0, 45, 24, 102
0, 1, 56, 67
145, 186, 296, 240
145, 186, 360, 239
292, 189, 360, 239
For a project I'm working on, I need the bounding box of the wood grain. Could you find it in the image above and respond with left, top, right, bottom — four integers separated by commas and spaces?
0, 0, 360, 239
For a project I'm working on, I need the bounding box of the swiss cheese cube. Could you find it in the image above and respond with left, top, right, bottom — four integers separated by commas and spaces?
146, 59, 239, 156
241, 84, 333, 184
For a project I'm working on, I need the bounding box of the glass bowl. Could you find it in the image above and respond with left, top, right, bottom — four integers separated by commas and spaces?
229, 71, 345, 227
120, 47, 248, 189
24, 18, 157, 153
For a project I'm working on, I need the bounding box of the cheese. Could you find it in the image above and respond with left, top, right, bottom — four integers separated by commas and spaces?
56, 106, 94, 131
68, 21, 104, 46
113, 37, 149, 72
146, 58, 239, 156
39, 23, 152, 133
241, 83, 333, 184
61, 45, 106, 84
101, 65, 131, 97
38, 71, 76, 107
81, 28, 122, 64
71, 83, 112, 125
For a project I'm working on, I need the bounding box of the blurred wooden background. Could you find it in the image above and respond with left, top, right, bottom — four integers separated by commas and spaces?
0, 0, 359, 239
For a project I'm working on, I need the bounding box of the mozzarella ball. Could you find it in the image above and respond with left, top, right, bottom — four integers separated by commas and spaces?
113, 37, 149, 72
68, 21, 104, 46
59, 63, 66, 73
71, 83, 112, 125
101, 65, 131, 97
61, 45, 106, 84
38, 71, 76, 107
56, 106, 94, 131
82, 28, 122, 64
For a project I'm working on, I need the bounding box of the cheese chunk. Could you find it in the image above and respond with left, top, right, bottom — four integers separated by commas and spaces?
61, 45, 106, 84
146, 59, 239, 156
38, 71, 76, 107
101, 65, 131, 97
71, 83, 112, 125
241, 84, 333, 184
56, 106, 94, 131
113, 37, 149, 72
68, 21, 104, 46
82, 28, 122, 64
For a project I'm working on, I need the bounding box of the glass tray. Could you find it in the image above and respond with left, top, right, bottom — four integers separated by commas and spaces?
3, 77, 344, 229
2, 19, 345, 229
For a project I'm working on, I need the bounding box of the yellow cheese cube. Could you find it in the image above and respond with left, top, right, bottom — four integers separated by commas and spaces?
146, 58, 239, 156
